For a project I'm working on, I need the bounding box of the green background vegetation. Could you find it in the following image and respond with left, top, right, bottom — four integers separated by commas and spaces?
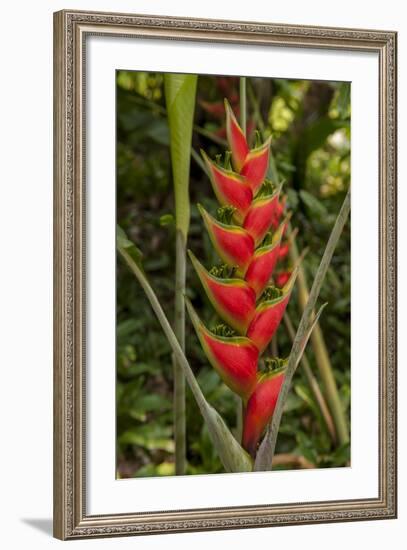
116, 72, 351, 478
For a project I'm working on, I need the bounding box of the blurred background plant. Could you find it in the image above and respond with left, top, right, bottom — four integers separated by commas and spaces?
116, 72, 350, 478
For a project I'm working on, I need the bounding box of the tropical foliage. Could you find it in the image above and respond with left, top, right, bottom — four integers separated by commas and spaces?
116, 73, 350, 477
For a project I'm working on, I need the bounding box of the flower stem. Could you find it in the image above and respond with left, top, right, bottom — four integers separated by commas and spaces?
247, 81, 265, 135
235, 395, 243, 441
235, 75, 247, 440
173, 230, 186, 475
240, 77, 247, 137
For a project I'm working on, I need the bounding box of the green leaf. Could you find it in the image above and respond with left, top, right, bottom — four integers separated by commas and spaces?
145, 119, 170, 146
117, 319, 139, 343
119, 427, 175, 452
135, 462, 175, 477
283, 391, 303, 413
286, 188, 299, 210
294, 383, 326, 430
299, 190, 328, 218
302, 116, 345, 157
117, 225, 143, 268
296, 431, 318, 464
159, 213, 175, 227
128, 394, 172, 421
164, 74, 198, 240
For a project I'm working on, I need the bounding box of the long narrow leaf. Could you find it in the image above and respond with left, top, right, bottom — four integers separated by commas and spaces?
164, 73, 197, 240
289, 228, 349, 445
117, 228, 252, 473
254, 188, 351, 471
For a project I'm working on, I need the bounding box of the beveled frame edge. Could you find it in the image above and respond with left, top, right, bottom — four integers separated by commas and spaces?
53, 9, 397, 540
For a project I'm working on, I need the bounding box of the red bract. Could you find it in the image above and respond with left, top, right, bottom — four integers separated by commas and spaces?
186, 300, 258, 400
247, 269, 298, 353
243, 190, 281, 246
189, 251, 256, 334
202, 151, 252, 223
225, 99, 249, 172
198, 204, 254, 275
244, 219, 286, 297
242, 368, 286, 457
188, 101, 301, 454
245, 244, 280, 298
225, 98, 271, 193
240, 138, 272, 195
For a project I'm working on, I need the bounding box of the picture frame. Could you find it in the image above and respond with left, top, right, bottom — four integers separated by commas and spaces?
53, 9, 397, 540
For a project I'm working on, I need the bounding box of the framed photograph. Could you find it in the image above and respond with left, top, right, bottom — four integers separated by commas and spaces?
53, 9, 397, 540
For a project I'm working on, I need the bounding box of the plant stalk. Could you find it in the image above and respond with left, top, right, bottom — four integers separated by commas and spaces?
235, 396, 243, 441
247, 81, 265, 134
240, 77, 247, 137
173, 231, 187, 474
254, 188, 350, 471
235, 76, 247, 440
288, 226, 349, 446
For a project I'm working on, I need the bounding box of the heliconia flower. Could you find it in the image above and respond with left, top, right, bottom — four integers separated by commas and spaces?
202, 151, 253, 223
198, 204, 254, 275
244, 220, 286, 297
274, 271, 292, 288
225, 99, 249, 172
189, 251, 256, 334
240, 137, 272, 196
190, 97, 302, 452
242, 368, 286, 457
243, 187, 281, 246
186, 299, 259, 400
246, 269, 298, 353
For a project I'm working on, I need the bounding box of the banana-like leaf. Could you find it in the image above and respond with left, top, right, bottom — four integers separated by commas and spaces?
117, 226, 253, 473
164, 73, 198, 240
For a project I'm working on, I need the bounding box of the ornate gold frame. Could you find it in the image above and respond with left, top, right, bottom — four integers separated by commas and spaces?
53, 9, 397, 540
